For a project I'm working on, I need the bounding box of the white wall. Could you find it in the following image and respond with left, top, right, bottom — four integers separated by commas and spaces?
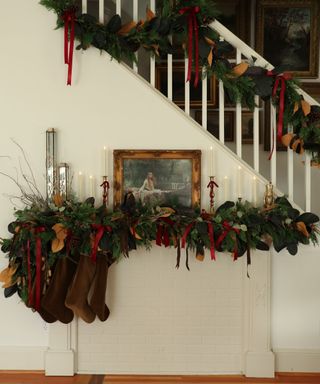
0, 0, 320, 371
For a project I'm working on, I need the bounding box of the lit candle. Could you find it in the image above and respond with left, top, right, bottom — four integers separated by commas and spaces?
237, 166, 242, 198
78, 171, 83, 201
209, 146, 214, 176
223, 176, 229, 201
103, 146, 108, 176
89, 175, 95, 198
252, 176, 257, 206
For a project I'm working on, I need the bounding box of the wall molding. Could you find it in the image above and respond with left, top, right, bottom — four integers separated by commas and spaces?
274, 349, 320, 372
0, 346, 46, 370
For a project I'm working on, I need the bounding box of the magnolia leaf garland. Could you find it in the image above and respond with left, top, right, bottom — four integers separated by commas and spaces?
39, 0, 320, 163
0, 195, 319, 316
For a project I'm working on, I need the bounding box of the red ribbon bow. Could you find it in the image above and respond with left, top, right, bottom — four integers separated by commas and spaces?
62, 9, 76, 86
266, 71, 292, 158
179, 6, 200, 87
34, 227, 45, 311
216, 221, 240, 261
156, 217, 174, 247
91, 224, 112, 262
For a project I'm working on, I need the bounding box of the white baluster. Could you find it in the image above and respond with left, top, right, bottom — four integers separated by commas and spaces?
184, 57, 190, 115
287, 124, 294, 201
167, 42, 173, 101
133, 0, 138, 73
202, 67, 207, 130
219, 80, 225, 144
236, 48, 242, 158
116, 0, 121, 16
270, 103, 277, 185
253, 95, 260, 172
82, 0, 87, 13
305, 153, 311, 211
99, 0, 104, 23
149, 0, 156, 87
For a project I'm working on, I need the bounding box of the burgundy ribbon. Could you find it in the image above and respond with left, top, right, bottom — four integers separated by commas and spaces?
34, 227, 45, 311
181, 222, 194, 249
179, 6, 200, 87
216, 221, 240, 261
62, 9, 76, 85
266, 71, 292, 159
26, 239, 33, 307
207, 222, 215, 260
156, 217, 174, 248
91, 224, 112, 262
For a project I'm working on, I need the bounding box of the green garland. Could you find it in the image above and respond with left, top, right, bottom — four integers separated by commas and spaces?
1, 195, 319, 307
39, 0, 320, 164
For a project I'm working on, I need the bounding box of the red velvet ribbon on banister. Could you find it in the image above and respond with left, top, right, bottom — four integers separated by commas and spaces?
216, 221, 240, 261
91, 224, 112, 262
179, 6, 200, 87
62, 8, 76, 86
266, 71, 292, 158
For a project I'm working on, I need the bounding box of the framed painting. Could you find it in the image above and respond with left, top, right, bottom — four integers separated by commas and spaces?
155, 64, 216, 108
194, 110, 234, 142
256, 0, 320, 78
242, 111, 263, 144
113, 150, 201, 209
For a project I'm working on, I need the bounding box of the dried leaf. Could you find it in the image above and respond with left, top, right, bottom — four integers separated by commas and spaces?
118, 21, 137, 36
53, 194, 63, 207
301, 100, 311, 116
146, 8, 155, 21
204, 37, 215, 47
51, 238, 64, 253
52, 223, 68, 241
296, 221, 309, 238
293, 102, 299, 114
281, 133, 294, 148
196, 253, 205, 262
232, 62, 249, 77
207, 48, 213, 67
159, 207, 175, 217
130, 227, 142, 240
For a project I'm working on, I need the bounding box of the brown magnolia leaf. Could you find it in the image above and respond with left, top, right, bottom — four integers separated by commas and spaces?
281, 133, 294, 148
159, 207, 175, 217
151, 44, 160, 56
146, 8, 155, 21
204, 36, 215, 47
0, 265, 18, 282
301, 100, 311, 116
52, 223, 68, 241
232, 62, 249, 77
118, 21, 137, 36
207, 48, 213, 67
14, 226, 21, 234
51, 238, 64, 253
293, 102, 299, 114
130, 227, 142, 240
296, 221, 309, 238
196, 253, 205, 262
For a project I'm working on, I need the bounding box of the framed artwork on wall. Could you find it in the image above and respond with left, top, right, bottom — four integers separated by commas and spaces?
155, 64, 216, 108
242, 111, 263, 144
300, 82, 320, 103
194, 110, 234, 142
263, 100, 287, 151
113, 150, 201, 209
256, 0, 320, 78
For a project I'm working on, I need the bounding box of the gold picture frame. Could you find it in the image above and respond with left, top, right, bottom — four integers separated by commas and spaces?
113, 150, 201, 209
256, 0, 320, 78
155, 64, 216, 108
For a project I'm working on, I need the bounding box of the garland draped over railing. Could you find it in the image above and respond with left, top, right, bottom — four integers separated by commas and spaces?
0, 194, 319, 323
39, 0, 320, 164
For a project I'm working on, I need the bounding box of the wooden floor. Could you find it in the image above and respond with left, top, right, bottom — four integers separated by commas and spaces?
0, 373, 320, 384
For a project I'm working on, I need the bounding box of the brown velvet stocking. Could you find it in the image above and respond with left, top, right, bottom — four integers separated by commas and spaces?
65, 254, 96, 323
41, 255, 79, 324
90, 255, 113, 321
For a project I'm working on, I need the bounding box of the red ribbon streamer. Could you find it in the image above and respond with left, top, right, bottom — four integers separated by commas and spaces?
207, 222, 215, 260
266, 71, 292, 159
27, 239, 33, 307
34, 227, 45, 311
156, 217, 174, 247
179, 6, 200, 87
181, 222, 194, 249
62, 9, 76, 86
91, 224, 112, 262
216, 221, 240, 261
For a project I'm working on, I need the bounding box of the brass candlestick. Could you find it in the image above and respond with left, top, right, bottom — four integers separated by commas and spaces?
264, 181, 275, 208
100, 176, 110, 207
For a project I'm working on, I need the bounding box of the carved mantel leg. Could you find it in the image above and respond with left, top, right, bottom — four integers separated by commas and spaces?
243, 250, 275, 377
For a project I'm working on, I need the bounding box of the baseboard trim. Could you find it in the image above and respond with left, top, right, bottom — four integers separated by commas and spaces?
274, 349, 320, 372
0, 346, 46, 370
